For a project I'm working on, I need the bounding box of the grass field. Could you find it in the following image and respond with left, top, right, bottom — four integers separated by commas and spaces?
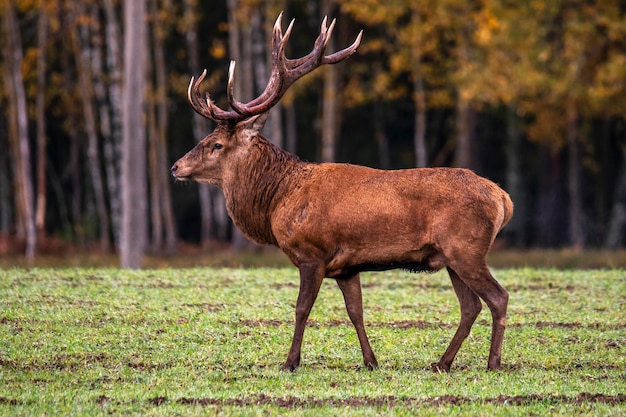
1, 267, 624, 416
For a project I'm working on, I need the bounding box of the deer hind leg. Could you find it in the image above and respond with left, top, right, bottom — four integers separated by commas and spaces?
444, 261, 509, 371
336, 273, 378, 369
282, 263, 324, 371
433, 267, 483, 372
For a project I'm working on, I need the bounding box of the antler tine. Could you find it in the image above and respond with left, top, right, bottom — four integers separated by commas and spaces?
270, 12, 284, 61
187, 68, 243, 123
283, 16, 328, 70
280, 18, 295, 59
322, 30, 363, 64
322, 17, 335, 50
226, 60, 247, 114
187, 70, 205, 116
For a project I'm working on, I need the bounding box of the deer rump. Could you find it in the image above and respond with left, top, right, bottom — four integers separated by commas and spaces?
269, 164, 512, 279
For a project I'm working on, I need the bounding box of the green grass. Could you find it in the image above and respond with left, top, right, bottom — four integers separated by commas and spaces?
1, 268, 624, 416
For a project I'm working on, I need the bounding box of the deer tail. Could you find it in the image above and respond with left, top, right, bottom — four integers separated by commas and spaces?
500, 193, 514, 232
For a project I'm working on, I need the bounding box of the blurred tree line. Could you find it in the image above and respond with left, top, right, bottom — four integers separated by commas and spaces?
1, 0, 625, 262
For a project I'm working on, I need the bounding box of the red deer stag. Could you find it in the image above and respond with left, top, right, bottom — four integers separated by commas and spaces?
171, 13, 513, 372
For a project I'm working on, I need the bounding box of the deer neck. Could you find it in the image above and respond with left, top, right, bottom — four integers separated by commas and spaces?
222, 136, 305, 246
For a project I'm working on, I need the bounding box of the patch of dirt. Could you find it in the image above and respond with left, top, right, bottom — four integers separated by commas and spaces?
372, 320, 453, 329
148, 396, 167, 406
0, 397, 22, 406
172, 392, 626, 408
181, 303, 225, 312
224, 319, 455, 329
223, 318, 625, 331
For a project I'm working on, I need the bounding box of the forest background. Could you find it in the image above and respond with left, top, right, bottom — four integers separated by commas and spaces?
1, 0, 626, 267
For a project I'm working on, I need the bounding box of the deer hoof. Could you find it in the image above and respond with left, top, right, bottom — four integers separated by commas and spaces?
430, 362, 450, 373
280, 362, 299, 372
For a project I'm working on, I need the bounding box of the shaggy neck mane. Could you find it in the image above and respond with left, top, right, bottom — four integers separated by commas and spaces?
223, 135, 307, 245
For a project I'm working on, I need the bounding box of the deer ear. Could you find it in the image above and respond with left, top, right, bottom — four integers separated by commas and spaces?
238, 113, 269, 141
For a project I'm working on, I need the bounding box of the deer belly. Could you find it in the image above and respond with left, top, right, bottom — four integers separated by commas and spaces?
325, 245, 446, 278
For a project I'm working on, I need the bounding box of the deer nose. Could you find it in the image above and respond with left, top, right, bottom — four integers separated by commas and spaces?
170, 164, 178, 176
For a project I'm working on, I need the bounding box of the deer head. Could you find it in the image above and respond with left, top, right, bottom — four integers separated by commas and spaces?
171, 13, 362, 185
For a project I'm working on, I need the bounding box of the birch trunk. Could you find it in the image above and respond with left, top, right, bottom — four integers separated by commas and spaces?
57, 5, 83, 243
0, 137, 11, 233
120, 0, 147, 268
2, 1, 36, 258
321, 62, 338, 163
147, 0, 177, 254
184, 0, 215, 248
35, 8, 48, 238
102, 0, 123, 247
147, 92, 162, 252
71, 2, 111, 252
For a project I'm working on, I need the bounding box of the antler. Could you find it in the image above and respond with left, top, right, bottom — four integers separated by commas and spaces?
188, 12, 362, 124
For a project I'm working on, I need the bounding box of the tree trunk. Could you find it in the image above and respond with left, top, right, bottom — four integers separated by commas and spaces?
35, 8, 48, 239
505, 105, 526, 246
605, 144, 626, 249
183, 0, 214, 248
373, 102, 390, 169
2, 1, 36, 258
566, 102, 585, 250
71, 2, 111, 253
147, 91, 163, 252
371, 63, 390, 169
102, 0, 123, 248
413, 71, 427, 168
148, 0, 177, 254
321, 63, 338, 163
411, 9, 427, 168
57, 5, 83, 244
319, 0, 340, 163
120, 0, 147, 268
455, 96, 474, 169
454, 26, 474, 170
0, 121, 12, 233
267, 0, 287, 149
69, 122, 83, 245
535, 150, 566, 246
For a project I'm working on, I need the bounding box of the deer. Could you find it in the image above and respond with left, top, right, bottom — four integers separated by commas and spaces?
171, 13, 514, 372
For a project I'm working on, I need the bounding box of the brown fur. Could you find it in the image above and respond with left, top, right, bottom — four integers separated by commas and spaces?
172, 119, 513, 372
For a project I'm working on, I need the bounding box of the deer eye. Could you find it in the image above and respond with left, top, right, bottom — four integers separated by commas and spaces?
213, 143, 223, 150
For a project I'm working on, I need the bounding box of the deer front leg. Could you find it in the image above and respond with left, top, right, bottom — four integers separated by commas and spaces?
336, 273, 378, 369
281, 263, 324, 371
